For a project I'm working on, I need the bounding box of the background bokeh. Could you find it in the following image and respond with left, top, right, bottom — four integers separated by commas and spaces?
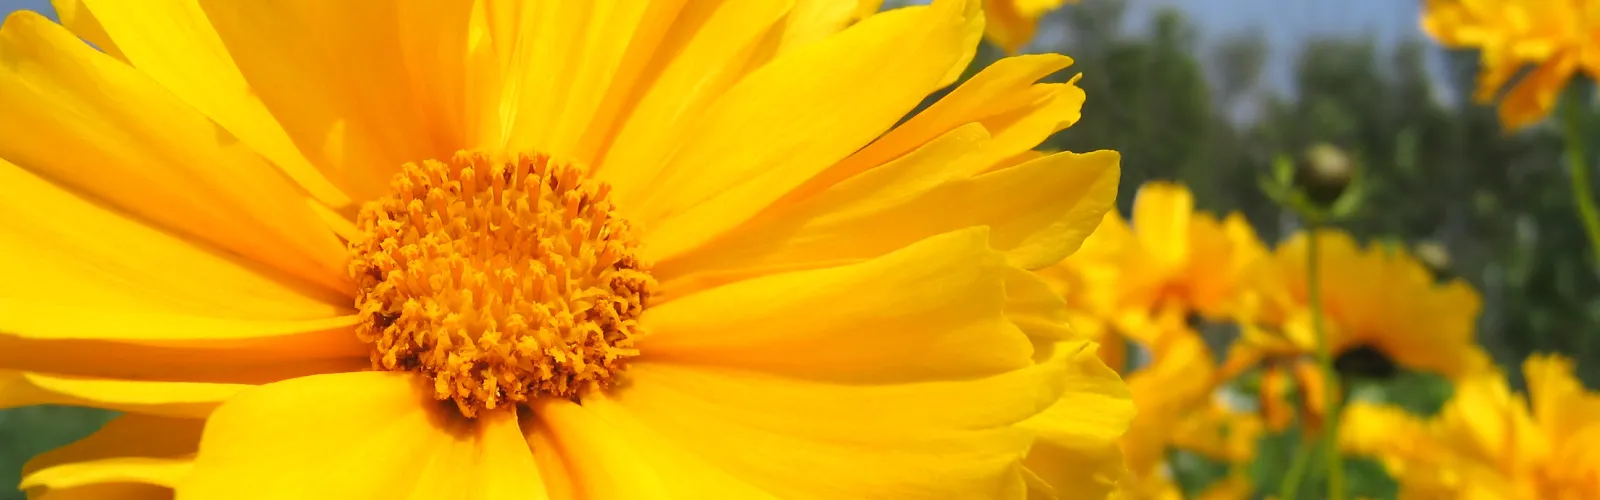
0, 0, 1590, 499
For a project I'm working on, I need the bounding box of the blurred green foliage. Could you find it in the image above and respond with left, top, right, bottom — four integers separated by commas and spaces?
0, 407, 115, 500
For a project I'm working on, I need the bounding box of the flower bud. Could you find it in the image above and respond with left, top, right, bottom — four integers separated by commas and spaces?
1294, 143, 1354, 207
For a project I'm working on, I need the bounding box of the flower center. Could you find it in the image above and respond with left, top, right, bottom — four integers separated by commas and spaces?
348, 151, 654, 418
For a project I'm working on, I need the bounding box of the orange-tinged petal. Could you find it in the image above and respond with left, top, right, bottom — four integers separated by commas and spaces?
196, 0, 459, 202
0, 322, 365, 384
624, 0, 983, 261
0, 12, 349, 296
21, 415, 201, 496
32, 483, 170, 500
24, 415, 202, 476
180, 371, 545, 500
0, 371, 245, 418
640, 228, 1033, 383
1499, 52, 1578, 130
23, 462, 190, 496
75, 0, 352, 209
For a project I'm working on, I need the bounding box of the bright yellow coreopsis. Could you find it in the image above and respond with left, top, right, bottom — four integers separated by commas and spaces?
1043, 182, 1266, 365
1343, 355, 1600, 499
0, 0, 1131, 498
1421, 0, 1600, 129
1104, 324, 1258, 500
1228, 230, 1490, 429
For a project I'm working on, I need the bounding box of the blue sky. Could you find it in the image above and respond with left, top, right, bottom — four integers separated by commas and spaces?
0, 0, 1429, 95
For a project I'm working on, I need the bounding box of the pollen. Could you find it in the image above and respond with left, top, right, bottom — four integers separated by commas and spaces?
348, 151, 654, 418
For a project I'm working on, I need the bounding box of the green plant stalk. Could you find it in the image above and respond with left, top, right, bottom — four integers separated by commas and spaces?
1560, 96, 1600, 275
1307, 225, 1346, 500
1276, 433, 1315, 500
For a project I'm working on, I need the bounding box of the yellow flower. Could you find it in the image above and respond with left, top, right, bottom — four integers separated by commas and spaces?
1342, 355, 1600, 499
1104, 323, 1221, 500
1044, 182, 1266, 356
1227, 229, 1489, 428
1240, 230, 1488, 378
985, 0, 1078, 54
1169, 400, 1264, 467
0, 1, 1129, 498
1420, 0, 1600, 129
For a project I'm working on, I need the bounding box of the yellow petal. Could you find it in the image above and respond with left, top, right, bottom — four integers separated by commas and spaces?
22, 414, 201, 494
1523, 354, 1600, 442
32, 483, 170, 500
181, 372, 546, 500
1021, 341, 1133, 498
406, 408, 549, 500
594, 0, 789, 184
0, 371, 246, 418
22, 462, 190, 496
795, 54, 1084, 197
641, 227, 1032, 383
49, 0, 124, 61
572, 354, 1062, 498
500, 1, 683, 161
567, 0, 714, 164
1130, 181, 1195, 271
534, 397, 769, 499
0, 304, 362, 379
775, 0, 866, 52
0, 12, 349, 295
984, 0, 1041, 54
657, 147, 1119, 292
1006, 267, 1076, 342
623, 0, 983, 261
0, 159, 345, 321
1498, 52, 1577, 130
75, 0, 351, 209
195, 0, 460, 201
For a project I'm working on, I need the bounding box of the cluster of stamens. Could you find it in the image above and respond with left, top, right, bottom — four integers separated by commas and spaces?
348, 151, 653, 417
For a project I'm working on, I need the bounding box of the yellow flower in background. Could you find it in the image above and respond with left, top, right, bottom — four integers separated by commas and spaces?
1105, 322, 1257, 500
1238, 230, 1489, 378
1343, 355, 1600, 499
1170, 399, 1264, 468
1420, 0, 1600, 130
1226, 229, 1489, 429
1120, 328, 1216, 488
1044, 182, 1267, 363
0, 0, 1129, 498
986, 0, 1079, 54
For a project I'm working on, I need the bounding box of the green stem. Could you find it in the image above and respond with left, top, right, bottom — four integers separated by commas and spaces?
1308, 225, 1346, 500
1276, 435, 1315, 500
1560, 95, 1600, 275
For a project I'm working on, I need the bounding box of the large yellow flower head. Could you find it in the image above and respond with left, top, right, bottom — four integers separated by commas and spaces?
1228, 230, 1489, 429
1342, 355, 1600, 499
1421, 0, 1600, 129
0, 0, 1130, 498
